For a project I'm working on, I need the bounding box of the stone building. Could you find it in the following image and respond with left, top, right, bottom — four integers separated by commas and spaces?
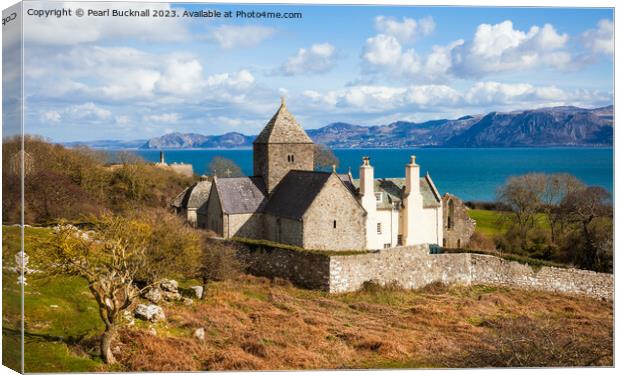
441, 193, 476, 248
192, 98, 443, 251
171, 175, 214, 227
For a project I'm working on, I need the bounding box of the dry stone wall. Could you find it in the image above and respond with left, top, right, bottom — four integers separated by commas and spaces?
236, 242, 613, 300
236, 243, 331, 290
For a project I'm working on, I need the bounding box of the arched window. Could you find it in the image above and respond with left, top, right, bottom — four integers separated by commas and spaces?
333, 220, 337, 229
287, 154, 295, 163
447, 199, 455, 230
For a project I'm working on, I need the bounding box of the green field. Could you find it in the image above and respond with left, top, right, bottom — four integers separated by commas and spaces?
467, 209, 551, 237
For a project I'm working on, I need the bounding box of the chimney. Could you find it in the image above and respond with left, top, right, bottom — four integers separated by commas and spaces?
359, 156, 378, 249
159, 151, 165, 164
405, 155, 420, 195
359, 157, 374, 198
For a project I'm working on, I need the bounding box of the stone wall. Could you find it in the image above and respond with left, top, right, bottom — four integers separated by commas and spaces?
303, 174, 367, 251
442, 193, 475, 248
468, 254, 614, 300
330, 247, 613, 300
329, 245, 471, 293
255, 143, 315, 193
235, 242, 331, 290
237, 242, 613, 300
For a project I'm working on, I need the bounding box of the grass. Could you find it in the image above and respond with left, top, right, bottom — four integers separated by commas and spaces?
2, 225, 613, 371
468, 209, 551, 237
2, 226, 103, 372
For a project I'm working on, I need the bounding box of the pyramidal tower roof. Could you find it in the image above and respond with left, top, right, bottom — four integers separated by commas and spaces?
254, 97, 313, 144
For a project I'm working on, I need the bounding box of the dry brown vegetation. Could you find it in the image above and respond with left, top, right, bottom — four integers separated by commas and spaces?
112, 276, 613, 370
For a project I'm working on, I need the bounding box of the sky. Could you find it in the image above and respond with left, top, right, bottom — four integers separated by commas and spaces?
6, 1, 615, 141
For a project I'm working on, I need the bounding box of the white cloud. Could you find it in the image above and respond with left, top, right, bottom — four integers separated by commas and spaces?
301, 81, 610, 115
27, 45, 258, 105
156, 58, 204, 95
24, 2, 189, 45
143, 113, 180, 123
582, 19, 613, 55
66, 102, 112, 121
363, 19, 573, 82
450, 21, 570, 76
210, 25, 275, 49
303, 84, 460, 113
280, 43, 337, 75
374, 16, 435, 43
41, 111, 61, 123
206, 69, 255, 90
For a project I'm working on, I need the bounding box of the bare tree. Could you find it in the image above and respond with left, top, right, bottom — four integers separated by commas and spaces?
314, 144, 339, 171
496, 173, 547, 243
543, 173, 585, 243
208, 157, 244, 177
557, 187, 612, 271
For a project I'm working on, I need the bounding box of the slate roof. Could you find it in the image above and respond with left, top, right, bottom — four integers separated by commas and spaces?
211, 177, 267, 214
263, 170, 333, 220
254, 101, 313, 144
337, 173, 356, 193
171, 180, 213, 210
351, 174, 441, 209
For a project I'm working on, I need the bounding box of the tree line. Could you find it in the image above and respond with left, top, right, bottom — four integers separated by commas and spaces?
489, 173, 612, 273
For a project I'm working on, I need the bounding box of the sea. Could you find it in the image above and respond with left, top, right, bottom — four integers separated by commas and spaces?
131, 148, 613, 202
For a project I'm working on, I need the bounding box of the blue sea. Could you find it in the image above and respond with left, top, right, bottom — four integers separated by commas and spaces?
132, 148, 613, 202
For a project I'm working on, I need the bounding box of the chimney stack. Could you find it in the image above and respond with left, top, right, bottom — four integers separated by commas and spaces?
359, 156, 379, 249
405, 155, 420, 195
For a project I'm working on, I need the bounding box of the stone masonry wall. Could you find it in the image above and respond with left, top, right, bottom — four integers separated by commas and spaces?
442, 193, 476, 248
468, 254, 614, 300
237, 242, 613, 300
236, 243, 331, 290
330, 247, 613, 300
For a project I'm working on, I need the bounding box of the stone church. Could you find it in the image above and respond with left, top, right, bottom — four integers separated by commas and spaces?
184, 99, 444, 251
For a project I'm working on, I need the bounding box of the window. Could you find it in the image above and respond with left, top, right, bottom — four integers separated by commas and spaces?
333, 220, 337, 229
397, 235, 403, 246
443, 238, 446, 247
377, 222, 382, 234
375, 192, 382, 202
287, 154, 295, 163
384, 243, 391, 249
447, 199, 455, 230
457, 239, 461, 248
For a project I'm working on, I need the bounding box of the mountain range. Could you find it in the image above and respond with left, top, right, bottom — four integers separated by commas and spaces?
64, 105, 614, 149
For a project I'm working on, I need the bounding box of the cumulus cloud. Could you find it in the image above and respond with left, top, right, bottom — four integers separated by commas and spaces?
363, 19, 574, 82
450, 21, 570, 77
280, 43, 337, 75
27, 45, 257, 103
582, 19, 613, 55
374, 16, 435, 42
24, 2, 189, 45
209, 25, 275, 49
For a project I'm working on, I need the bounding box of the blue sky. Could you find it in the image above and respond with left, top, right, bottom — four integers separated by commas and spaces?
13, 1, 614, 141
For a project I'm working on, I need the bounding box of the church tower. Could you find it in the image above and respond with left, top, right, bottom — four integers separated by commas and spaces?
254, 98, 315, 193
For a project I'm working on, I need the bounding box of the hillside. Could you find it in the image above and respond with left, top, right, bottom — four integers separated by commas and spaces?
134, 105, 613, 149
3, 226, 613, 372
